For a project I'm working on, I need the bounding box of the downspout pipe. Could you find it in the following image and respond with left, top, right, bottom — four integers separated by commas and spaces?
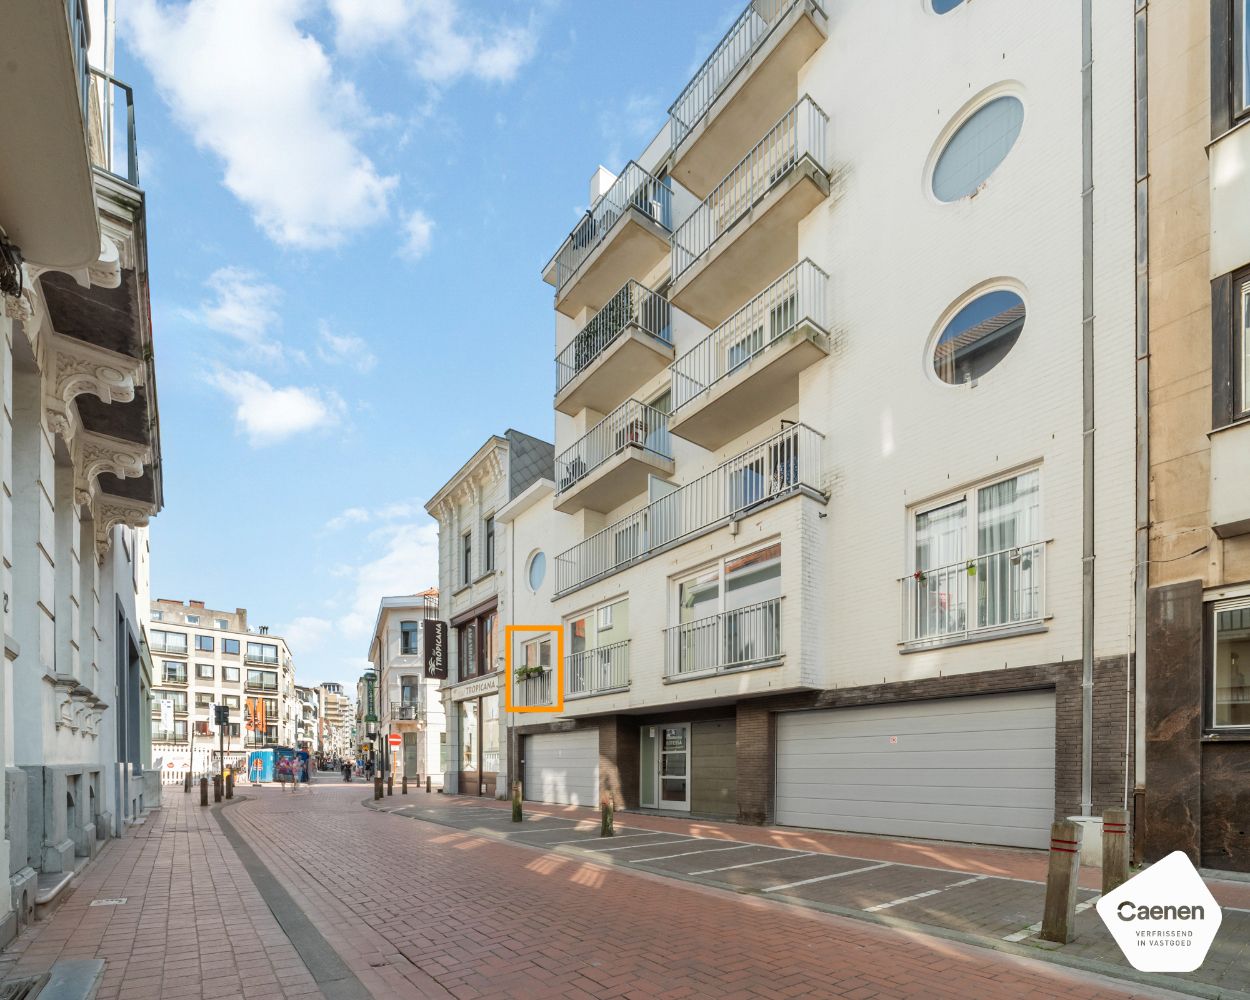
1133, 0, 1150, 808
1080, 0, 1096, 819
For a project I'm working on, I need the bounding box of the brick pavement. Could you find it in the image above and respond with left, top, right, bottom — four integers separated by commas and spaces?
0, 784, 1192, 1000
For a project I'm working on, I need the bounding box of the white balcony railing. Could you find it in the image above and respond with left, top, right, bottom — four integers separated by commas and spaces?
668, 0, 814, 147
555, 281, 671, 393
567, 641, 630, 697
664, 598, 783, 678
555, 400, 672, 496
555, 423, 823, 594
514, 671, 552, 708
900, 542, 1048, 647
671, 259, 829, 411
552, 162, 672, 293
672, 96, 829, 283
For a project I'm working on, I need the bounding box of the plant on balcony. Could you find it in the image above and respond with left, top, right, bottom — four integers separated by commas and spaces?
912, 569, 926, 585
515, 664, 546, 681
966, 561, 977, 576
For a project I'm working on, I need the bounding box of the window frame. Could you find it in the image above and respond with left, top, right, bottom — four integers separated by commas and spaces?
400, 620, 420, 656
484, 515, 496, 572
195, 634, 215, 652
1212, 268, 1250, 427
222, 638, 240, 656
671, 542, 783, 624
461, 530, 473, 585
186, 614, 200, 625
1209, 596, 1250, 732
161, 660, 187, 684
195, 662, 214, 680
223, 666, 240, 683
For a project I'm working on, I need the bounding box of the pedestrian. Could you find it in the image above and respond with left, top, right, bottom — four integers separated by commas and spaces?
277, 756, 289, 790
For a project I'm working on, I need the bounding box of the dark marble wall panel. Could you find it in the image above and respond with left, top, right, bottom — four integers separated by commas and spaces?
1201, 742, 1250, 871
1145, 580, 1205, 862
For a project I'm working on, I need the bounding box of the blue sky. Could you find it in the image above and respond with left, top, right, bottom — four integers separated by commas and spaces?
121, 0, 739, 692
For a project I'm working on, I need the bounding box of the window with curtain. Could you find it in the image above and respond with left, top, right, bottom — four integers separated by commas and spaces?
1214, 601, 1250, 728
400, 620, 420, 655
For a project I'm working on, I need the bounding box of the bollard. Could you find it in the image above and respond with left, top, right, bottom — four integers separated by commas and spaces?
387, 775, 393, 796
426, 775, 431, 794
199, 777, 208, 807
213, 775, 222, 803
1102, 807, 1130, 894
184, 773, 191, 794
600, 795, 614, 838
226, 773, 234, 800
402, 776, 408, 795
512, 780, 523, 823
374, 776, 383, 801
1040, 820, 1082, 943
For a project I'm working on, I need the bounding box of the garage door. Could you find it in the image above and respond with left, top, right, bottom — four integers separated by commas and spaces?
775, 691, 1056, 849
523, 731, 599, 807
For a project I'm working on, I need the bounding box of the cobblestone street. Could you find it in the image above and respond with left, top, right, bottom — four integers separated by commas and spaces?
0, 785, 1206, 1000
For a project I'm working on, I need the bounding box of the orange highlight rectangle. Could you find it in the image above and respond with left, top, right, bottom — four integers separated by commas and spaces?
504, 625, 564, 713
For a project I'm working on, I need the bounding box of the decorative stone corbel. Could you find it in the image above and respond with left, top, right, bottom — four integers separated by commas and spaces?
74, 430, 151, 507
94, 495, 154, 558
51, 333, 143, 407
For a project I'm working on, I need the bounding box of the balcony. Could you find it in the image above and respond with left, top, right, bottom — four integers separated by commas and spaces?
670, 96, 830, 328
567, 641, 630, 698
152, 729, 187, 744
388, 702, 425, 723
544, 162, 672, 319
664, 598, 783, 680
669, 0, 828, 198
669, 260, 829, 449
555, 400, 674, 515
555, 282, 673, 416
555, 423, 824, 594
245, 655, 279, 667
900, 542, 1048, 650
514, 670, 554, 709
160, 672, 188, 687
245, 679, 278, 693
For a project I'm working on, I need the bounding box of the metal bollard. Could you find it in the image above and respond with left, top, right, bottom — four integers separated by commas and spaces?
226, 773, 234, 800
1040, 820, 1082, 943
199, 777, 208, 807
374, 777, 383, 801
387, 775, 393, 796
600, 796, 615, 837
1102, 807, 1130, 894
426, 775, 431, 794
184, 773, 191, 794
512, 780, 523, 823
402, 777, 408, 795
213, 775, 222, 803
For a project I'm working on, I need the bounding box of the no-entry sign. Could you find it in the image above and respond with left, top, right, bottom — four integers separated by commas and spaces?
387, 733, 402, 747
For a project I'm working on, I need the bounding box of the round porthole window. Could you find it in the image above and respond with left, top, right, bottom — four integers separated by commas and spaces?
527, 551, 547, 592
932, 95, 1024, 202
933, 288, 1026, 385
931, 0, 966, 12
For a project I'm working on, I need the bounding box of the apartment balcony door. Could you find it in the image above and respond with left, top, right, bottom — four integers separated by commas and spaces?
639, 723, 691, 811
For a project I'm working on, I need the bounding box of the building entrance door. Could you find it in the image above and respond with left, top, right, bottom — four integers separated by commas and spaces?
640, 723, 691, 811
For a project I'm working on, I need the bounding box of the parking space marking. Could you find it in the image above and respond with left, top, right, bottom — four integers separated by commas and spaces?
689, 852, 817, 876
632, 844, 751, 863
592, 838, 701, 853
764, 862, 892, 893
1002, 894, 1101, 941
864, 875, 988, 913
540, 832, 666, 846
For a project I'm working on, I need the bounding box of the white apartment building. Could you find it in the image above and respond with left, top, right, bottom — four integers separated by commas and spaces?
148, 600, 297, 779
0, 0, 165, 938
369, 590, 445, 784
295, 685, 318, 751
426, 431, 553, 797
318, 682, 353, 760
509, 0, 1137, 851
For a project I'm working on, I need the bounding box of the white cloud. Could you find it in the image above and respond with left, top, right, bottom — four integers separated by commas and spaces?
400, 209, 434, 260
335, 520, 441, 642
282, 615, 333, 655
328, 0, 536, 85
325, 507, 371, 531
324, 499, 423, 531
125, 0, 396, 248
194, 267, 284, 360
317, 323, 377, 373
208, 370, 344, 446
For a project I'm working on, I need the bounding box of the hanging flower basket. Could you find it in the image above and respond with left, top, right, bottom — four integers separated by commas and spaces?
966, 561, 977, 576
912, 569, 926, 584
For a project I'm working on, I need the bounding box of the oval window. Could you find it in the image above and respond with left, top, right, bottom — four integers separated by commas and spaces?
527, 551, 546, 592
932, 95, 1024, 202
931, 0, 966, 12
933, 288, 1025, 384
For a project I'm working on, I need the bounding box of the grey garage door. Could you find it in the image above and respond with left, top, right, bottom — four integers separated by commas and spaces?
775, 691, 1056, 849
523, 731, 599, 807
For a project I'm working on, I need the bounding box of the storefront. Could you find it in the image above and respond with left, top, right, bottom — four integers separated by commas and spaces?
450, 674, 501, 797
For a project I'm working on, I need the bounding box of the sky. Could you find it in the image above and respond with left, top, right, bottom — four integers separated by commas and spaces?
122, 0, 741, 693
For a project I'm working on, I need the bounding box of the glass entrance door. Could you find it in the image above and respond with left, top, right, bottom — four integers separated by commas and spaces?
658, 724, 691, 810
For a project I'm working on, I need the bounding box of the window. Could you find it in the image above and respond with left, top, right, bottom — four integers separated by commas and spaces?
161, 691, 188, 713
484, 516, 496, 572
162, 661, 187, 684
215, 618, 229, 629
932, 95, 1024, 202
527, 551, 546, 592
246, 641, 278, 664
461, 531, 473, 585
247, 669, 278, 691
173, 720, 188, 739
400, 675, 421, 705
909, 469, 1043, 642
457, 621, 477, 680
455, 610, 496, 681
223, 695, 240, 709
597, 604, 614, 631
223, 723, 240, 738
1213, 599, 1250, 728
194, 721, 211, 737
480, 612, 497, 675
150, 629, 187, 654
195, 634, 214, 652
933, 288, 1026, 385
400, 620, 420, 655
196, 662, 214, 680
672, 545, 782, 674
195, 692, 214, 707
266, 724, 278, 744
263, 697, 278, 717
222, 638, 240, 655
186, 614, 200, 625
151, 610, 163, 621
223, 666, 240, 683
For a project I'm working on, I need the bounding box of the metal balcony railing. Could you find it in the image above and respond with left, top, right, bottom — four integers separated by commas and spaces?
567, 641, 630, 697
160, 670, 188, 686
555, 423, 823, 593
555, 281, 671, 393
555, 400, 672, 496
245, 654, 280, 666
388, 702, 425, 722
664, 598, 783, 678
245, 677, 278, 692
672, 96, 829, 283
151, 636, 187, 655
152, 729, 187, 743
669, 0, 815, 148
671, 259, 829, 411
900, 542, 1048, 647
552, 162, 672, 293
514, 671, 552, 708
89, 70, 140, 187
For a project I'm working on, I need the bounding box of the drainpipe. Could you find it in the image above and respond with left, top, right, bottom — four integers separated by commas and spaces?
1080, 0, 1095, 819
1133, 0, 1150, 824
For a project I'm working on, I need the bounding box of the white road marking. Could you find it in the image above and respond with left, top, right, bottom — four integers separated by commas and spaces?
864, 875, 987, 913
538, 832, 665, 846
689, 852, 818, 876
592, 838, 701, 853
1002, 894, 1101, 941
764, 862, 893, 893
631, 844, 751, 863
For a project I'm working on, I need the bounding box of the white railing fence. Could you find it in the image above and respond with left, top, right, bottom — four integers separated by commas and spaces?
555, 281, 671, 393
900, 541, 1047, 645
555, 400, 671, 495
663, 598, 783, 678
671, 258, 828, 410
672, 95, 828, 282
567, 641, 630, 697
514, 671, 552, 708
556, 423, 823, 593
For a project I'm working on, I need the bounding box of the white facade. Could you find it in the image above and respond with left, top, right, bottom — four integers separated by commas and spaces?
317, 682, 353, 759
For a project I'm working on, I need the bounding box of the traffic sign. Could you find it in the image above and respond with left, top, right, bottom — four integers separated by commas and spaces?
387, 733, 402, 747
